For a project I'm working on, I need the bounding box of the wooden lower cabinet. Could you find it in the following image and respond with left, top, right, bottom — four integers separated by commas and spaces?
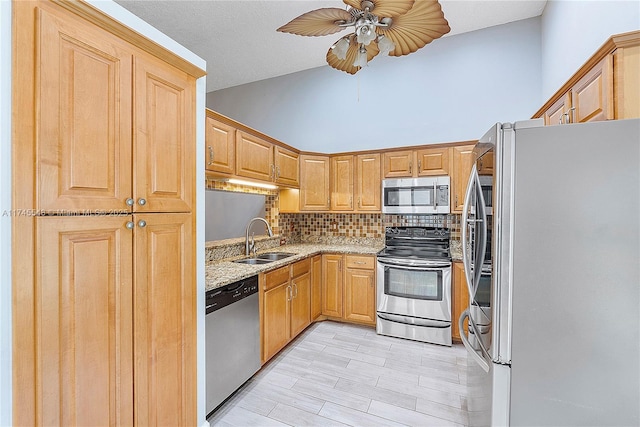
321, 254, 343, 317
343, 256, 376, 325
311, 255, 323, 320
34, 213, 195, 425
262, 260, 311, 362
262, 267, 291, 362
322, 254, 376, 326
452, 262, 470, 342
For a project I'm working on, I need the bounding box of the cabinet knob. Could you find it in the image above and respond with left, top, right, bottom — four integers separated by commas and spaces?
125, 198, 135, 206
138, 220, 147, 228
126, 221, 135, 230
138, 198, 147, 206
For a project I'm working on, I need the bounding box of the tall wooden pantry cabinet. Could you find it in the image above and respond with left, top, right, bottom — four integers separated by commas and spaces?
12, 1, 205, 425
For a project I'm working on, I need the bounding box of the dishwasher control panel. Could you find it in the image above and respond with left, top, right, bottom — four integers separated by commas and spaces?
205, 275, 258, 314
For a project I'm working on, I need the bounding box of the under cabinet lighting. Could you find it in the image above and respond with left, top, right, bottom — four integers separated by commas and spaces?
227, 178, 278, 190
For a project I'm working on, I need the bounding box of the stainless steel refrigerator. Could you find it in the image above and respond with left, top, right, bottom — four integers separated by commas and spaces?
459, 118, 640, 426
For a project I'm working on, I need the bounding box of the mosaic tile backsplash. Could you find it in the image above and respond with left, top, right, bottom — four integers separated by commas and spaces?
203, 184, 462, 246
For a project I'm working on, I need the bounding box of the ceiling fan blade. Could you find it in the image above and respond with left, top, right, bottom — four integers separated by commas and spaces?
277, 8, 352, 37
326, 36, 379, 75
343, 0, 415, 18
377, 0, 450, 56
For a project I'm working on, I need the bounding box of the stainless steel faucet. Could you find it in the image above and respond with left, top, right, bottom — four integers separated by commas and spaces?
245, 217, 274, 256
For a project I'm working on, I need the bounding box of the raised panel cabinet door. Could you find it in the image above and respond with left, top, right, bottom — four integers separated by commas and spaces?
134, 213, 196, 426
236, 131, 274, 182
355, 153, 381, 212
134, 54, 195, 213
205, 116, 235, 175
290, 271, 311, 337
36, 216, 133, 426
543, 93, 571, 126
416, 147, 450, 176
571, 55, 614, 123
263, 283, 291, 362
37, 7, 133, 212
383, 150, 414, 178
311, 255, 323, 320
331, 155, 355, 211
321, 254, 343, 318
452, 262, 470, 341
300, 155, 330, 211
344, 268, 376, 325
451, 145, 475, 213
274, 146, 300, 187
477, 150, 495, 176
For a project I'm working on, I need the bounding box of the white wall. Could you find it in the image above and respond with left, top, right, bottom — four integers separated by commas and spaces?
0, 1, 13, 425
207, 18, 542, 153
541, 0, 640, 99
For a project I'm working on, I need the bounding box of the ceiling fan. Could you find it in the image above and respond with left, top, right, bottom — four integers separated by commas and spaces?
277, 0, 451, 75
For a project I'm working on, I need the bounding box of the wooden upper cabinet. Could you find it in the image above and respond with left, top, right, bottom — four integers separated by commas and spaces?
331, 155, 354, 211
355, 153, 381, 212
383, 147, 450, 178
571, 55, 613, 123
416, 147, 450, 176
535, 31, 640, 123
37, 216, 133, 426
543, 93, 572, 126
134, 54, 195, 213
37, 8, 133, 212
451, 145, 475, 213
133, 213, 195, 426
205, 116, 235, 175
383, 150, 414, 178
274, 146, 299, 187
236, 131, 274, 182
300, 155, 330, 211
477, 150, 494, 176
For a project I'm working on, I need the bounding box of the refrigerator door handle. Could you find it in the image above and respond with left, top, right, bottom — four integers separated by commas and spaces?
459, 309, 490, 373
461, 164, 479, 297
473, 174, 488, 294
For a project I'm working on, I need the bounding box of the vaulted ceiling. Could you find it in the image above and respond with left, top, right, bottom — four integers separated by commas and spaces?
115, 1, 547, 92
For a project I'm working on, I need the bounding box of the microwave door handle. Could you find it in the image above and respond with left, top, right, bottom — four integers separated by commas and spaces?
461, 165, 479, 298
433, 182, 437, 210
459, 310, 490, 373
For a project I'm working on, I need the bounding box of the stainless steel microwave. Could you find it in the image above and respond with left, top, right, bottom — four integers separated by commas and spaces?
382, 176, 450, 214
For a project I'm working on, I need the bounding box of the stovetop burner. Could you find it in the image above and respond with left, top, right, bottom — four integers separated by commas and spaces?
378, 226, 451, 261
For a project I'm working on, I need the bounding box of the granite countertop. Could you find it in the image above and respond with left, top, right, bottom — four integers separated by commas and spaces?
205, 243, 383, 292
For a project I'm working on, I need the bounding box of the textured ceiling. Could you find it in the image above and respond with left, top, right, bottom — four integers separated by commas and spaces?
114, 0, 547, 92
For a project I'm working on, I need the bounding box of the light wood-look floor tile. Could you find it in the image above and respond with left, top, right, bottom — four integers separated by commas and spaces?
209, 321, 470, 426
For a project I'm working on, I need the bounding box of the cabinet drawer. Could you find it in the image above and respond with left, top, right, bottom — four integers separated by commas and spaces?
292, 258, 310, 278
263, 266, 290, 291
345, 255, 375, 270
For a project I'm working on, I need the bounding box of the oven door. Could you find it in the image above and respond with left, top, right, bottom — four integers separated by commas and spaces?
376, 258, 451, 322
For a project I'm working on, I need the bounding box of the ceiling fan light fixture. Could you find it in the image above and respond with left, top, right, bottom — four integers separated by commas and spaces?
353, 46, 368, 68
279, 0, 450, 75
377, 35, 395, 56
332, 37, 350, 60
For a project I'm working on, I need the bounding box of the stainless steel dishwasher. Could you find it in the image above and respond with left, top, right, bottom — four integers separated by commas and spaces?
205, 275, 260, 418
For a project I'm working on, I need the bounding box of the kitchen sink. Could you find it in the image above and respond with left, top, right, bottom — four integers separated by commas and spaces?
256, 252, 296, 261
232, 258, 274, 265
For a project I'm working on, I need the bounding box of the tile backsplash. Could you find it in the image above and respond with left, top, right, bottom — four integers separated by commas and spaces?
204, 184, 462, 245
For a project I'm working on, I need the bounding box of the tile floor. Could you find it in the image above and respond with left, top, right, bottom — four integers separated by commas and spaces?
208, 321, 471, 427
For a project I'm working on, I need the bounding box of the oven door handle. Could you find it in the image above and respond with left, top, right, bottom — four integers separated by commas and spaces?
377, 259, 451, 270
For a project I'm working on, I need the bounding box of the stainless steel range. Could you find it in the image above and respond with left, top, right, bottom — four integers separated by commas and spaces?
376, 226, 452, 346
